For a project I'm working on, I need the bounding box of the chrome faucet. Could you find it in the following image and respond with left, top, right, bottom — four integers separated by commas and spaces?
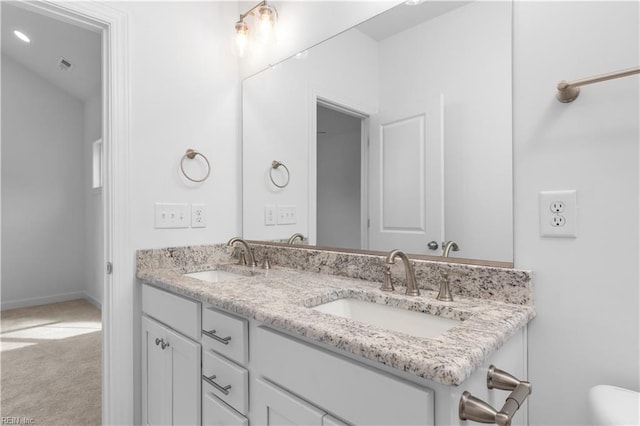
442, 241, 459, 258
287, 233, 304, 244
227, 237, 257, 267
383, 249, 420, 296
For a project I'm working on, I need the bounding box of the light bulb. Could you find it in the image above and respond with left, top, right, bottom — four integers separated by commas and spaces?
13, 30, 30, 43
235, 20, 249, 57
257, 4, 276, 43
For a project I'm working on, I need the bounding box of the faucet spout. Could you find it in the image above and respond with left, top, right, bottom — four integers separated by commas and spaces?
227, 237, 258, 267
287, 233, 305, 244
442, 241, 459, 258
385, 249, 420, 296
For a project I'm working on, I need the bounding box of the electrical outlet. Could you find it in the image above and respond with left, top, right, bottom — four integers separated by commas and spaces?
539, 190, 577, 238
265, 205, 276, 226
191, 203, 207, 228
155, 203, 190, 229
551, 215, 566, 227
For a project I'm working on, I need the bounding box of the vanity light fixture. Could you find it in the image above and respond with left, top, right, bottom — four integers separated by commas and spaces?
13, 30, 31, 43
235, 0, 278, 56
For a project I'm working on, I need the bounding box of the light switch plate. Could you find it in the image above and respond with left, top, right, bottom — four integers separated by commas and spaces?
155, 203, 190, 229
277, 205, 297, 225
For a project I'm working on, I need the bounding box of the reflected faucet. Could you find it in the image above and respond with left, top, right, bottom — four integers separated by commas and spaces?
287, 233, 305, 244
383, 249, 420, 296
442, 241, 460, 258
227, 237, 257, 267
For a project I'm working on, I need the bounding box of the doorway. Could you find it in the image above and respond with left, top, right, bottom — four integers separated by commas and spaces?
315, 102, 368, 250
1, 2, 106, 423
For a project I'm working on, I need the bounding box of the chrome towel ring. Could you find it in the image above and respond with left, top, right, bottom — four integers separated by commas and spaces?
269, 160, 290, 188
180, 149, 211, 183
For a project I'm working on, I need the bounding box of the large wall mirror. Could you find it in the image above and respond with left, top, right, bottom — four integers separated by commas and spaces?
242, 0, 513, 265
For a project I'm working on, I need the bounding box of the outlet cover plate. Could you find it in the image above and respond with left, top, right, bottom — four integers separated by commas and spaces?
191, 203, 207, 228
539, 190, 577, 238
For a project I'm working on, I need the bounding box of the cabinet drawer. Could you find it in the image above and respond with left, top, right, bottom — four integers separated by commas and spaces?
254, 326, 434, 426
142, 284, 201, 340
202, 391, 248, 426
202, 306, 248, 365
203, 350, 249, 415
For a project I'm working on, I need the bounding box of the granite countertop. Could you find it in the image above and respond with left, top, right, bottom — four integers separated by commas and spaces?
137, 260, 535, 386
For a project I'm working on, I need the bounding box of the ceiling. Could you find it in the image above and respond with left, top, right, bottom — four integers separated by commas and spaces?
357, 1, 472, 41
1, 2, 101, 101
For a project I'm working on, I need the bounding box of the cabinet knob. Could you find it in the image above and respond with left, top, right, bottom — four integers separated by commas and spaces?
427, 241, 439, 250
155, 337, 170, 350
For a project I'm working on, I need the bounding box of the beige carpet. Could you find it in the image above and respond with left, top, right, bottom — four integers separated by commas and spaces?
0, 299, 102, 425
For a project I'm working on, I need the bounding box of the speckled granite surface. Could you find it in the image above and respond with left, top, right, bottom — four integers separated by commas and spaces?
137, 244, 535, 386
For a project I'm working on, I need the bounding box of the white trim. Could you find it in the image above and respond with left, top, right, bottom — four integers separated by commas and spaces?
18, 2, 133, 424
1, 292, 87, 311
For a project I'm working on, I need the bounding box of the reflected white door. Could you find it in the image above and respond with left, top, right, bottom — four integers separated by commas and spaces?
368, 110, 442, 254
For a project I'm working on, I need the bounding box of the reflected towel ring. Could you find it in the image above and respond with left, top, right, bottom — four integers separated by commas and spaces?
269, 160, 290, 188
180, 149, 211, 183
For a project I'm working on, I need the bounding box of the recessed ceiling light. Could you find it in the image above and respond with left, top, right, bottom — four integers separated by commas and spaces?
13, 30, 31, 43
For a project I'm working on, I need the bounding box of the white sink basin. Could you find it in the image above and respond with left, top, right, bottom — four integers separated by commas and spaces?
184, 269, 248, 283
311, 298, 459, 339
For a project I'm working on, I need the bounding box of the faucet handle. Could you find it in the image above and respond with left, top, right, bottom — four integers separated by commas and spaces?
436, 271, 454, 302
236, 250, 247, 266
380, 264, 394, 292
260, 255, 271, 270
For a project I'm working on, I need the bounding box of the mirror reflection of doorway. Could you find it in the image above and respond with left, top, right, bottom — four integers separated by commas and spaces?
316, 104, 366, 250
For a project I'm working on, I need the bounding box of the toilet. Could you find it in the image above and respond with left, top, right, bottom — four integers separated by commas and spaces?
589, 385, 640, 425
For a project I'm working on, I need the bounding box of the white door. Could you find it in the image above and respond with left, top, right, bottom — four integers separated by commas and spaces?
368, 109, 443, 254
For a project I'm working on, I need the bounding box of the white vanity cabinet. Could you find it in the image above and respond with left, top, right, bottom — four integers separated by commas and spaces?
140, 284, 528, 426
141, 284, 202, 426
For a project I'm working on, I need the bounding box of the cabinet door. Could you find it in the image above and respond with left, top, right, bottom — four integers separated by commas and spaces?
143, 316, 173, 425
254, 378, 325, 426
142, 316, 201, 426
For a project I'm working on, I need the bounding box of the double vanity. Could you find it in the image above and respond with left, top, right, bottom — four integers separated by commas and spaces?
137, 241, 535, 426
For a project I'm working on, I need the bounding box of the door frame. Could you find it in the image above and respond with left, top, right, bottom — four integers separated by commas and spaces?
14, 1, 133, 424
309, 91, 371, 249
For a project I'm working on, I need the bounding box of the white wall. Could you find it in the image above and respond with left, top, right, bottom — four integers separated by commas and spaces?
122, 1, 241, 251
513, 2, 639, 425
1, 55, 87, 309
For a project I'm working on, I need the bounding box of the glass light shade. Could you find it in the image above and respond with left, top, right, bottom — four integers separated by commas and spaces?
257, 4, 277, 43
235, 20, 249, 57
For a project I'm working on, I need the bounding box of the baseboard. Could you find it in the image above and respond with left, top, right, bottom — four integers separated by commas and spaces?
83, 293, 103, 310
1, 291, 87, 311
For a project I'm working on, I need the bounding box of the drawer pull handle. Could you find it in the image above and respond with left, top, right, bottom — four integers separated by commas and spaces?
203, 374, 232, 395
202, 329, 232, 345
